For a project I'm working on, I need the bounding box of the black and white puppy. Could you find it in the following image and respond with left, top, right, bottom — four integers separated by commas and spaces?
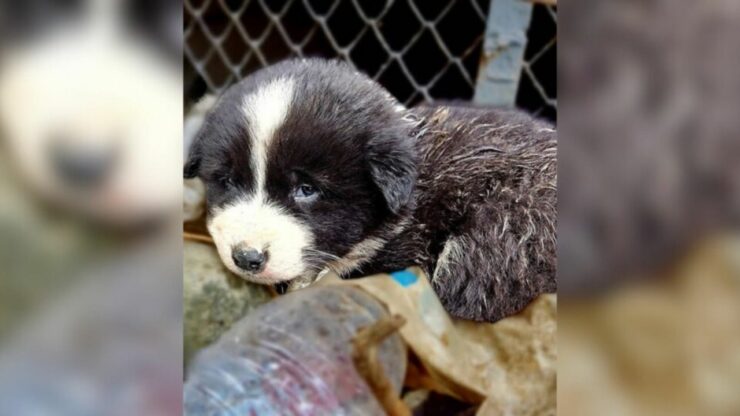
185, 59, 557, 322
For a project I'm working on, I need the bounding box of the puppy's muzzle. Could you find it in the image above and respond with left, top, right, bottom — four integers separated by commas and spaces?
231, 245, 268, 273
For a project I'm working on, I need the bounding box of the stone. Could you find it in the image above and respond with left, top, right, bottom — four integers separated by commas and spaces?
183, 240, 272, 366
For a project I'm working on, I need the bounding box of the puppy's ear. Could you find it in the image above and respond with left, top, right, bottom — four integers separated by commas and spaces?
184, 94, 220, 178
184, 140, 202, 179
367, 133, 417, 214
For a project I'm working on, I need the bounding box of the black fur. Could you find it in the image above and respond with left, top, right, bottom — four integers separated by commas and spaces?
360, 105, 558, 321
187, 59, 557, 322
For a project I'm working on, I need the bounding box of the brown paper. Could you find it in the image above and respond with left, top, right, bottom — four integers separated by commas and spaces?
317, 267, 556, 415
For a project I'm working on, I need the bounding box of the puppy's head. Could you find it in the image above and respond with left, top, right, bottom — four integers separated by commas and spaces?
186, 59, 416, 284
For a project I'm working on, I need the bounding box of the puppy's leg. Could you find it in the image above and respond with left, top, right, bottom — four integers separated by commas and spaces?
431, 205, 556, 322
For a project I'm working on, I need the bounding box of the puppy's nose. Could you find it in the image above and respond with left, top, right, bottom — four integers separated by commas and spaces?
232, 247, 267, 272
49, 142, 116, 189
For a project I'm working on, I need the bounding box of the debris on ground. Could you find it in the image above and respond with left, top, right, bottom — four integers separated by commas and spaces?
184, 285, 407, 415
183, 240, 272, 366
183, 253, 556, 415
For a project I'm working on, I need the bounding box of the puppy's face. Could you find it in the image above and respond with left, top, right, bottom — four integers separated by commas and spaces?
186, 60, 416, 284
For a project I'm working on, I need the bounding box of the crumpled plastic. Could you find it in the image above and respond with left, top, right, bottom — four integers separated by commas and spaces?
316, 267, 556, 416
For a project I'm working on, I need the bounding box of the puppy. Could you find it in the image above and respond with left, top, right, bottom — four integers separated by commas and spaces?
185, 59, 557, 322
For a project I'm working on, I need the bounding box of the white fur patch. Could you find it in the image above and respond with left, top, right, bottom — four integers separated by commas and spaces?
284, 236, 387, 293
433, 237, 465, 284
328, 236, 387, 277
207, 197, 313, 283
241, 77, 295, 197
206, 77, 305, 283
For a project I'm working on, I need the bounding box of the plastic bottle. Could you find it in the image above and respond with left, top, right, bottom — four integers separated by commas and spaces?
184, 285, 407, 415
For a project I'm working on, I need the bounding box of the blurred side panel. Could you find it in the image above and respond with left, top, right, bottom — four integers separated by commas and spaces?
559, 0, 740, 414
0, 0, 183, 414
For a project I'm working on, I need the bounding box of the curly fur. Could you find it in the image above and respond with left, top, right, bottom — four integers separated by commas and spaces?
355, 106, 557, 321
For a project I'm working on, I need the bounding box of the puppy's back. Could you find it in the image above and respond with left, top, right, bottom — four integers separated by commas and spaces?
410, 105, 557, 321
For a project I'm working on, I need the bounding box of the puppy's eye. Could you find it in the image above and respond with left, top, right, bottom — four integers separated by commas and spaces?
293, 183, 319, 201
218, 176, 235, 188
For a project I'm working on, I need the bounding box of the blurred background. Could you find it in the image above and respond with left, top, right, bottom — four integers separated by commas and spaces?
0, 0, 183, 414
559, 0, 740, 414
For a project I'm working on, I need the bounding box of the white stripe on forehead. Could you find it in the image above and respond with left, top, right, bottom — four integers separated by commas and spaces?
242, 77, 295, 198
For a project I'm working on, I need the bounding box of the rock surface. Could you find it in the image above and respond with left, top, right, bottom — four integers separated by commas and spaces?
183, 240, 272, 366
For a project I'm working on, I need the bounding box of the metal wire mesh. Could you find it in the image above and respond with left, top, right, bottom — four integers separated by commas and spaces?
184, 0, 557, 119
517, 4, 557, 120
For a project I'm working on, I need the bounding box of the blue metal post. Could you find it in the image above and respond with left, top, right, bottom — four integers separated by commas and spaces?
473, 0, 533, 106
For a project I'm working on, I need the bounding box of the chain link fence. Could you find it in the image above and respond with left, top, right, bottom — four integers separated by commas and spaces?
185, 0, 556, 120
518, 3, 557, 120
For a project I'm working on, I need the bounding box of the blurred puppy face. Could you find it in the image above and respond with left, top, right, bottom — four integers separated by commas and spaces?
185, 60, 416, 284
0, 0, 181, 226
